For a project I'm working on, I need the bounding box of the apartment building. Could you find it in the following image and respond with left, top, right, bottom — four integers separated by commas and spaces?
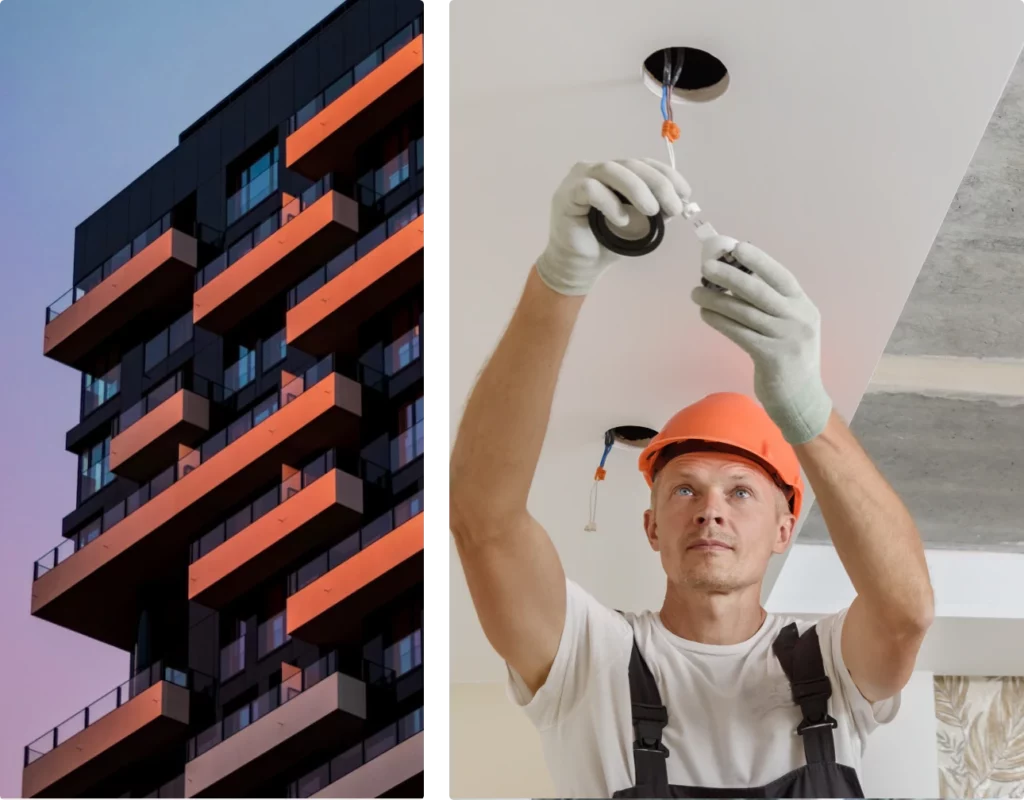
23, 0, 424, 796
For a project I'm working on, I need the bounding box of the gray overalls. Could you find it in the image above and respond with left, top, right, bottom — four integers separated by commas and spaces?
611, 620, 865, 798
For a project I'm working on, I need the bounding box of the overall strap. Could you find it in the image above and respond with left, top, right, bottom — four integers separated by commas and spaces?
617, 611, 669, 791
772, 622, 839, 765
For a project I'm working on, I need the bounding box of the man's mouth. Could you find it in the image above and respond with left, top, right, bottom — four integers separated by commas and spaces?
687, 539, 733, 551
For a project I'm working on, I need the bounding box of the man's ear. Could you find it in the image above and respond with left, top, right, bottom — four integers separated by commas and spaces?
773, 512, 796, 554
644, 508, 661, 552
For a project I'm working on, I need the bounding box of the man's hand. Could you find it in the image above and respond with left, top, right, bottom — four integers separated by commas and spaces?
535, 158, 692, 296
691, 237, 833, 445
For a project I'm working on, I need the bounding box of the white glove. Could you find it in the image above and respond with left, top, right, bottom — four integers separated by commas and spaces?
691, 236, 833, 444
535, 159, 692, 296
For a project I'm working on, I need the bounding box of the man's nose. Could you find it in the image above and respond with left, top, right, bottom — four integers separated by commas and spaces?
694, 495, 725, 526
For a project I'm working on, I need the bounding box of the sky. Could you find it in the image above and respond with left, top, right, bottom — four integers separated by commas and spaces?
0, 0, 347, 794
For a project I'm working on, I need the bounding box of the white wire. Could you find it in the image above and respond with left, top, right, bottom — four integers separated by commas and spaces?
665, 137, 676, 170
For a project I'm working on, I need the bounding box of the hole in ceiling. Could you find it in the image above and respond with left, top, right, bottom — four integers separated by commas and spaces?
642, 46, 729, 103
607, 425, 658, 449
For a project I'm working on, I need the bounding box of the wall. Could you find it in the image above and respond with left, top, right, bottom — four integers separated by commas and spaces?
451, 675, 940, 799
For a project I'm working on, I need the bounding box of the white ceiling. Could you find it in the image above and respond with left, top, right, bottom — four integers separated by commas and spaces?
449, 0, 1024, 682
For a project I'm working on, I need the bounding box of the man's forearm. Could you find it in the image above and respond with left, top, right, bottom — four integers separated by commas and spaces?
793, 409, 934, 632
450, 266, 585, 534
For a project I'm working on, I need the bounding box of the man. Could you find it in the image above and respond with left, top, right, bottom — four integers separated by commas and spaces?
449, 158, 935, 798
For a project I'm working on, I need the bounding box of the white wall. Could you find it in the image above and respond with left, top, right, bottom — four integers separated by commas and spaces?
452, 675, 939, 799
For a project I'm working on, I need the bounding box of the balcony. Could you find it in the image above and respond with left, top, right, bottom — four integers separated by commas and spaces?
287, 504, 423, 644
287, 195, 423, 357
183, 652, 386, 798
44, 217, 198, 369
31, 356, 363, 649
286, 18, 423, 178
109, 373, 221, 480
193, 175, 358, 335
286, 708, 423, 798
22, 662, 208, 798
188, 450, 375, 609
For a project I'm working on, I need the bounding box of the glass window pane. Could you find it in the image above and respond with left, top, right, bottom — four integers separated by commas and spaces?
144, 330, 169, 371
354, 50, 381, 82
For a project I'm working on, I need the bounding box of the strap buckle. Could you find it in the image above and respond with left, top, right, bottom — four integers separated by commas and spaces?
633, 736, 670, 757
791, 677, 832, 702
797, 714, 838, 736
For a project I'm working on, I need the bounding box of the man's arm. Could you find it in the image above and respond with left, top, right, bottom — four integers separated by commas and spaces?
794, 409, 934, 703
450, 267, 582, 694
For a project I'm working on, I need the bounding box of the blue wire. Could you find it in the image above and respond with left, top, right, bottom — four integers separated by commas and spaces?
660, 85, 668, 120
599, 442, 613, 469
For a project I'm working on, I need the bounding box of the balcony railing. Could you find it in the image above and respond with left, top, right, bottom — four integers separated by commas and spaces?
286, 706, 424, 798
263, 326, 287, 371
287, 193, 423, 310
287, 16, 423, 136
186, 652, 394, 762
224, 350, 256, 395
33, 355, 343, 582
79, 453, 115, 502
392, 419, 424, 471
46, 214, 174, 323
24, 662, 211, 766
143, 311, 193, 373
195, 448, 344, 561
83, 363, 122, 417
257, 610, 290, 659
383, 629, 423, 678
112, 372, 228, 436
287, 489, 423, 595
227, 161, 279, 227
195, 174, 335, 291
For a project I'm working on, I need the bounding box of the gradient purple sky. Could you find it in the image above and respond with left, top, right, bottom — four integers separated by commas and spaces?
0, 0, 347, 794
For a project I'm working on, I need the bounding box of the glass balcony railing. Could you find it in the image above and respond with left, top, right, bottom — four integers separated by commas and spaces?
113, 373, 229, 437
357, 149, 412, 204
227, 162, 279, 227
46, 214, 174, 323
287, 193, 423, 310
24, 662, 211, 767
143, 311, 193, 373
195, 174, 335, 291
83, 363, 122, 417
286, 706, 424, 798
288, 16, 423, 136
383, 629, 423, 678
257, 610, 290, 659
189, 448, 387, 564
33, 355, 343, 582
186, 652, 395, 762
220, 634, 246, 683
391, 419, 424, 471
287, 489, 423, 596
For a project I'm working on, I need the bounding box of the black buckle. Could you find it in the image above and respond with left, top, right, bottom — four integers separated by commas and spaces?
791, 677, 832, 702
797, 714, 838, 736
633, 737, 670, 758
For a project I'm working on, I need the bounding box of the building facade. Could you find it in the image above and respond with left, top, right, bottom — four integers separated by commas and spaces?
24, 0, 424, 796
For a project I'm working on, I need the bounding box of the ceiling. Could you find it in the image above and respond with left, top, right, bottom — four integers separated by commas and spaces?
449, 0, 1024, 682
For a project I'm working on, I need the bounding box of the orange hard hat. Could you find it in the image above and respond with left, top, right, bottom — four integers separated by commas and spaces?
637, 392, 804, 518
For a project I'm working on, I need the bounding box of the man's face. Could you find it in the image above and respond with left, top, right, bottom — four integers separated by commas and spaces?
643, 451, 795, 594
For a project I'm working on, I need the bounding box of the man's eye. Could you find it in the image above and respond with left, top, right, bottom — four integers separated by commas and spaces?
675, 486, 693, 496
734, 487, 751, 498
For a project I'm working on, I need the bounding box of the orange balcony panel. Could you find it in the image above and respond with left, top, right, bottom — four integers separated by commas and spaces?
184, 672, 365, 798
189, 468, 363, 609
312, 731, 423, 799
287, 215, 423, 357
193, 191, 358, 335
43, 229, 197, 369
22, 681, 189, 799
287, 513, 423, 644
287, 35, 423, 179
109, 390, 210, 480
31, 373, 362, 650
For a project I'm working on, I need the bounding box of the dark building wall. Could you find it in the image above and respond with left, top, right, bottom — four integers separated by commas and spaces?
72, 0, 423, 285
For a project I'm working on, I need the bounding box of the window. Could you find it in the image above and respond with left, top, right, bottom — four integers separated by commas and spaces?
384, 326, 420, 376
224, 347, 256, 394
227, 146, 280, 225
383, 629, 422, 677
392, 397, 424, 470
262, 328, 287, 371
83, 364, 121, 416
79, 437, 114, 501
416, 137, 423, 172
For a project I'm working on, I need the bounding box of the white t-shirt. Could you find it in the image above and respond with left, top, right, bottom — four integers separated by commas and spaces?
506, 578, 901, 798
